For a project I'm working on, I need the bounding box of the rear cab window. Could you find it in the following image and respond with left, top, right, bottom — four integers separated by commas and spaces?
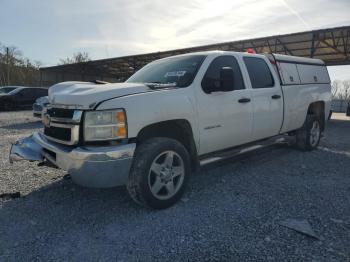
243, 57, 275, 88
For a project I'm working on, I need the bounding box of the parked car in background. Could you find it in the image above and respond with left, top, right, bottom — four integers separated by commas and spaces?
0, 86, 20, 95
33, 96, 49, 118
0, 86, 48, 111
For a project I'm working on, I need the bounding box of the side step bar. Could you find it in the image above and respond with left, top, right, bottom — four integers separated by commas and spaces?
199, 136, 288, 167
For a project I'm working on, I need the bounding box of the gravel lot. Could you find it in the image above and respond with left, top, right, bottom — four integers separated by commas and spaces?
0, 111, 349, 261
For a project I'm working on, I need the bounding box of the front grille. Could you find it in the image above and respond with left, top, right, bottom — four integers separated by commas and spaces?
44, 126, 71, 142
46, 108, 75, 119
43, 107, 82, 145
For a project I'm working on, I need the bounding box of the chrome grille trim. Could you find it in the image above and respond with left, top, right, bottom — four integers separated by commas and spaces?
49, 111, 83, 124
42, 108, 82, 145
48, 103, 86, 110
44, 124, 80, 146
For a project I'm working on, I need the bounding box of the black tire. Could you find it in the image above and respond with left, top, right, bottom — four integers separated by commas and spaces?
328, 110, 332, 120
295, 115, 322, 151
127, 137, 191, 209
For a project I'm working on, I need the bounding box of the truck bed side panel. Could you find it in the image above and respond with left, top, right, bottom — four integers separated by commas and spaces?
280, 83, 331, 133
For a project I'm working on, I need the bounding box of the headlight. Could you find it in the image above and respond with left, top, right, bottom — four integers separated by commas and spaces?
84, 109, 127, 141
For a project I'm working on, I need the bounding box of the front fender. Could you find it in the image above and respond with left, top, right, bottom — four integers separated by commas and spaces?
96, 88, 199, 148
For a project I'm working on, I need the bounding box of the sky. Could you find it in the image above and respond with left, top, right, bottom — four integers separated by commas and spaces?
0, 0, 350, 80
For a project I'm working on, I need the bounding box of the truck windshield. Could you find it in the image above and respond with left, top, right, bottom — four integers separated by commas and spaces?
126, 55, 206, 88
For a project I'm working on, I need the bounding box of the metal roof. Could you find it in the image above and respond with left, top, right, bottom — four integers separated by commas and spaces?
41, 25, 350, 81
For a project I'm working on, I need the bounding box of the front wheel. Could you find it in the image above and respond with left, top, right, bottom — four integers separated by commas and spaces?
127, 137, 191, 209
295, 115, 322, 151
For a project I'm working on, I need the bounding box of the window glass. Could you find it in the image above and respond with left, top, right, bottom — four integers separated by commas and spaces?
0, 87, 17, 94
201, 55, 245, 93
243, 57, 274, 88
126, 55, 206, 88
18, 88, 35, 99
18, 89, 29, 96
37, 89, 48, 97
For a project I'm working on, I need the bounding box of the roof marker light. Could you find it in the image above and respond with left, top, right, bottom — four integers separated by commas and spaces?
246, 48, 256, 54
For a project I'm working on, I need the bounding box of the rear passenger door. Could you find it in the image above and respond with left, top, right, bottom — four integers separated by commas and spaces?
242, 56, 283, 140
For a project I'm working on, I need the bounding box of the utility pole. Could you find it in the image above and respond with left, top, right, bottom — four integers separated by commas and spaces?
6, 47, 10, 85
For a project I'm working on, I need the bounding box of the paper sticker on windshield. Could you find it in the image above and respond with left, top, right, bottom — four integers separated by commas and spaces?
164, 71, 186, 77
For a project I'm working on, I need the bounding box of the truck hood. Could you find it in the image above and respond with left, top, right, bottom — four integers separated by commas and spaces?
48, 81, 150, 109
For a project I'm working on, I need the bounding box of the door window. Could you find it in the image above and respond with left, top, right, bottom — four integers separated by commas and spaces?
35, 88, 48, 97
16, 89, 28, 98
202, 55, 245, 93
17, 88, 35, 99
243, 57, 274, 88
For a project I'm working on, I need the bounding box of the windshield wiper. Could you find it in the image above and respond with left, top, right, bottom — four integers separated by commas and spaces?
145, 82, 177, 89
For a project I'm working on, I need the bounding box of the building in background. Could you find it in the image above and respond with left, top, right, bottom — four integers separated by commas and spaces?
40, 26, 350, 87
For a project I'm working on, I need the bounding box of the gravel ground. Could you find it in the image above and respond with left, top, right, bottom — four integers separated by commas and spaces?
0, 111, 349, 261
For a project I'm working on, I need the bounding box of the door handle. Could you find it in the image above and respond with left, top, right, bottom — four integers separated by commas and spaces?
271, 94, 281, 99
238, 98, 251, 103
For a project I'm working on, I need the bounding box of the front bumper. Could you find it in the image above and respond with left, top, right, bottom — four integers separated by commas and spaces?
9, 132, 136, 188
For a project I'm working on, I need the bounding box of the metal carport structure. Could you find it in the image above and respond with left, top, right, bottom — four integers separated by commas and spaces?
40, 25, 350, 86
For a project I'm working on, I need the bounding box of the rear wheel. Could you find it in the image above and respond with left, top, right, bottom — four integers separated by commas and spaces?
295, 115, 321, 151
127, 137, 191, 209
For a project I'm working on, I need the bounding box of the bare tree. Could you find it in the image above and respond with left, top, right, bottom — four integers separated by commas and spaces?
343, 80, 350, 100
0, 43, 40, 86
331, 80, 341, 98
58, 52, 91, 65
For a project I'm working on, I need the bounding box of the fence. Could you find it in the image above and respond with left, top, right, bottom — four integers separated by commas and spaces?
331, 99, 350, 113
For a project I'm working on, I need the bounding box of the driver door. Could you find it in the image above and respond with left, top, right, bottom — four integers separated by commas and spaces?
195, 55, 253, 155
16, 88, 33, 107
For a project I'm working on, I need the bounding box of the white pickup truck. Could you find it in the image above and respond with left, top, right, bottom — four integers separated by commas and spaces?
10, 51, 331, 209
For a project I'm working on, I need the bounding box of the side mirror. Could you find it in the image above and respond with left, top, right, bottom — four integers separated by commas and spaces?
219, 67, 234, 92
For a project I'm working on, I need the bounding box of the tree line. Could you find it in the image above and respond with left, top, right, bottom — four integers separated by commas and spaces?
0, 44, 41, 86
0, 43, 90, 87
332, 80, 350, 100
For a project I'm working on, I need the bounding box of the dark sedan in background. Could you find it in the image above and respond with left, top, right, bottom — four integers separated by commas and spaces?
0, 86, 48, 111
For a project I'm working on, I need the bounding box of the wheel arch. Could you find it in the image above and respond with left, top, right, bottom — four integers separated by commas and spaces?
307, 101, 325, 131
136, 119, 199, 171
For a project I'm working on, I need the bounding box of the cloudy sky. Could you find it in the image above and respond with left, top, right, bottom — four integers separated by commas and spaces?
1, 0, 349, 79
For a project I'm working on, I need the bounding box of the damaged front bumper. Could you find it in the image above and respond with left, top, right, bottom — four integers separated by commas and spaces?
9, 132, 136, 188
